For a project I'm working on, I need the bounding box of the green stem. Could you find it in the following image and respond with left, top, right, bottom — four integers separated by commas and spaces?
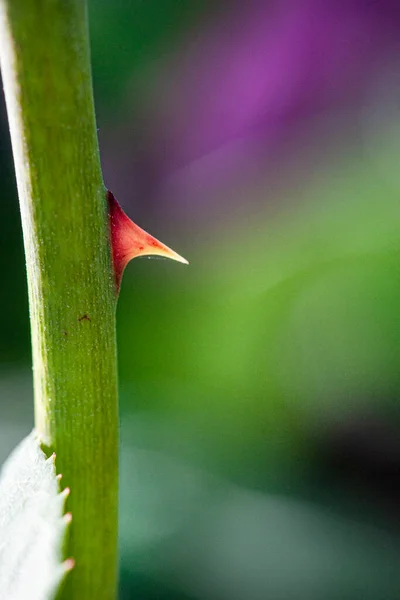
0, 2, 119, 598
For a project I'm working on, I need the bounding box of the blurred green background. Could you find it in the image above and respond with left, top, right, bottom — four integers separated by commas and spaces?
1, 1, 400, 599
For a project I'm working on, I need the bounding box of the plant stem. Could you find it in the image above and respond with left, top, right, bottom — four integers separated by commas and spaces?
0, 2, 119, 598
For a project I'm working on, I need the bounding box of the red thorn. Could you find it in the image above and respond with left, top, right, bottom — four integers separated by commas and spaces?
107, 190, 188, 291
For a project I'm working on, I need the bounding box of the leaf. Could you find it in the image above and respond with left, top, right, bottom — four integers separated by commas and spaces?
0, 432, 72, 600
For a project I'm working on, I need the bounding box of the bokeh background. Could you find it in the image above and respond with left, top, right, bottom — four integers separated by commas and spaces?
1, 1, 400, 598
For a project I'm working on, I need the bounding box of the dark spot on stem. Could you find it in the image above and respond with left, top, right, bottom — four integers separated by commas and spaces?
78, 314, 91, 322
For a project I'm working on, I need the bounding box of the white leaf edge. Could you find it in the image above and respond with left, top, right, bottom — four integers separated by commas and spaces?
0, 431, 72, 600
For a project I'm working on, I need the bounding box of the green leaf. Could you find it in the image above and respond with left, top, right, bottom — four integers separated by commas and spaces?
0, 432, 72, 600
